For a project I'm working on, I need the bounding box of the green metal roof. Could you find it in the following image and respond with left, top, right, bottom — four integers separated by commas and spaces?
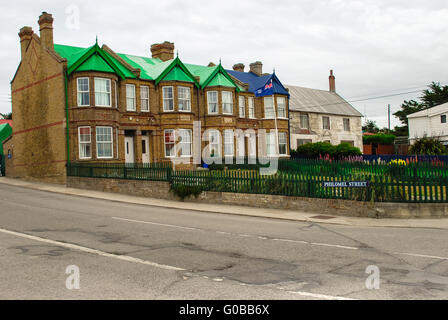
207, 72, 236, 88
54, 43, 238, 90
76, 53, 115, 73
162, 65, 194, 83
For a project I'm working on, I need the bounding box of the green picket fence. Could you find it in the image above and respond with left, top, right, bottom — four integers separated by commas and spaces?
67, 162, 448, 203
67, 162, 172, 182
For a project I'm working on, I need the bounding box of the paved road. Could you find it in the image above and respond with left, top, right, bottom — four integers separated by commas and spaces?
0, 184, 447, 299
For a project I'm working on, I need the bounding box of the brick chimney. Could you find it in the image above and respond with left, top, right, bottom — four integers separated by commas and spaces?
18, 26, 34, 60
329, 69, 336, 92
150, 41, 174, 61
249, 61, 262, 76
38, 12, 54, 49
233, 63, 245, 72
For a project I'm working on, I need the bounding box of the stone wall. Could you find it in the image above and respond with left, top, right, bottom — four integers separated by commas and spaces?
66, 176, 448, 219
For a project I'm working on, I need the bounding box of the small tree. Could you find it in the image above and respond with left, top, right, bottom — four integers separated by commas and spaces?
362, 120, 379, 133
409, 136, 447, 155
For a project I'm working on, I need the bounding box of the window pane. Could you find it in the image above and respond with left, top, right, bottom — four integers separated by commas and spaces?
277, 97, 286, 118
141, 86, 149, 111
126, 85, 136, 111
178, 87, 191, 111
77, 78, 90, 106
248, 97, 255, 118
224, 130, 234, 156
222, 91, 233, 114
208, 91, 218, 114
95, 78, 111, 107
264, 97, 275, 119
239, 96, 245, 117
163, 87, 174, 111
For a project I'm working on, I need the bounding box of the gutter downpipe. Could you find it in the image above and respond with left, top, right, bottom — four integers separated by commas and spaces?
64, 71, 70, 168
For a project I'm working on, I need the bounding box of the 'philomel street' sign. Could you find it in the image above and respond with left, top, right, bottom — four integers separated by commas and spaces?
322, 181, 369, 188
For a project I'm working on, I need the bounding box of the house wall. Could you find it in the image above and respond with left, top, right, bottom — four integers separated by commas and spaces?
408, 113, 448, 145
10, 32, 67, 184
290, 111, 362, 151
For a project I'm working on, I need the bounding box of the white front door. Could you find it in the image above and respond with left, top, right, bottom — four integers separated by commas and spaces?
141, 136, 150, 164
125, 136, 135, 164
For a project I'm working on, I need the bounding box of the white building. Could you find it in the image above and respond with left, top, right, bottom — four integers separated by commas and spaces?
287, 71, 363, 151
407, 102, 448, 145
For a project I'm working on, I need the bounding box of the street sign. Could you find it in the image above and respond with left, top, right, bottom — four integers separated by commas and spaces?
322, 181, 369, 188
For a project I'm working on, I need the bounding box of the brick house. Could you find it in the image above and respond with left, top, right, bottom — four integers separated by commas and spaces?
6, 12, 290, 184
287, 71, 363, 151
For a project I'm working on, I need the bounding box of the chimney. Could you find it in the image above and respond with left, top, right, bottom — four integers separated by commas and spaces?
233, 63, 245, 72
150, 41, 174, 61
208, 62, 216, 67
329, 69, 336, 92
18, 26, 34, 60
249, 61, 262, 76
38, 12, 54, 49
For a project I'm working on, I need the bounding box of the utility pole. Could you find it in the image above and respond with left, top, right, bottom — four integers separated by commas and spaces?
388, 104, 391, 132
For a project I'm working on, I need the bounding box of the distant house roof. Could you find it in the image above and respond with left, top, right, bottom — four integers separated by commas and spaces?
226, 70, 289, 95
0, 123, 12, 155
407, 102, 448, 119
286, 85, 362, 117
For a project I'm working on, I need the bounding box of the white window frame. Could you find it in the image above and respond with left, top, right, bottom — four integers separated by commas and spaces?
126, 84, 136, 111
140, 86, 150, 112
224, 130, 234, 156
162, 86, 174, 112
238, 96, 245, 118
164, 129, 175, 158
248, 97, 255, 119
278, 132, 287, 155
77, 77, 90, 107
222, 91, 233, 115
300, 114, 309, 129
94, 78, 111, 107
178, 86, 191, 112
264, 97, 275, 119
178, 129, 192, 157
207, 91, 218, 114
78, 126, 91, 159
96, 126, 113, 159
277, 97, 287, 118
266, 132, 276, 156
114, 81, 118, 108
209, 130, 221, 157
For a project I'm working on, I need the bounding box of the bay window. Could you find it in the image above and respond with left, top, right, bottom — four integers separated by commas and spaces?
96, 126, 113, 158
222, 91, 233, 114
77, 78, 90, 106
78, 126, 91, 159
278, 132, 287, 155
264, 97, 275, 119
178, 87, 191, 112
209, 130, 220, 156
163, 86, 174, 111
277, 97, 286, 118
207, 91, 218, 114
178, 129, 192, 156
164, 129, 175, 157
224, 130, 234, 156
94, 78, 111, 107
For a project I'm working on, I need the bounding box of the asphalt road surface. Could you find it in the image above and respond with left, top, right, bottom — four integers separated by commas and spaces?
0, 184, 447, 300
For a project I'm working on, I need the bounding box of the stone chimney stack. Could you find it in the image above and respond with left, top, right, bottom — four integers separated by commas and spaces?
38, 12, 54, 49
329, 69, 336, 93
249, 61, 263, 76
150, 41, 175, 61
233, 63, 245, 72
18, 26, 34, 60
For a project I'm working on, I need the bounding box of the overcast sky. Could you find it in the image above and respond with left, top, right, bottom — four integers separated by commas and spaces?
1, 0, 448, 128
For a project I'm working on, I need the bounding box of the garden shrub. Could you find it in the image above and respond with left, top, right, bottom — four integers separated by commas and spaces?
363, 134, 396, 145
293, 142, 361, 159
170, 185, 203, 201
409, 137, 447, 155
